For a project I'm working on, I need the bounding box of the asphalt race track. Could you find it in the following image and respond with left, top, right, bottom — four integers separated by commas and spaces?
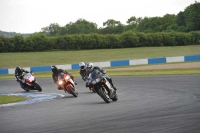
0, 75, 200, 133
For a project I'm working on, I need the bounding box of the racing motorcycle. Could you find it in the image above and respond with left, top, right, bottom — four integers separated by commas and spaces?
87, 70, 118, 103
57, 72, 78, 97
18, 72, 42, 92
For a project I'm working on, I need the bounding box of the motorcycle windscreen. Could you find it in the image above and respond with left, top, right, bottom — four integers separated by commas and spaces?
58, 73, 65, 79
24, 73, 31, 79
89, 70, 100, 79
89, 70, 102, 84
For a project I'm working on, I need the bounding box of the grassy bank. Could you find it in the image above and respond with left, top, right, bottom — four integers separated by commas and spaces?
0, 95, 27, 105
0, 45, 200, 68
0, 67, 200, 79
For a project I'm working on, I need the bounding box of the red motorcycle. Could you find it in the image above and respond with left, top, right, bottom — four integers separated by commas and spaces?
57, 73, 78, 97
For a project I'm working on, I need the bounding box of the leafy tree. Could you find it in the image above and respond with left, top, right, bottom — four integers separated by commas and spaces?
99, 19, 124, 34
161, 14, 176, 31
184, 1, 200, 31
126, 16, 137, 25
124, 16, 138, 32
176, 11, 185, 26
63, 19, 98, 35
41, 23, 61, 36
103, 19, 122, 27
136, 17, 162, 32
99, 25, 124, 34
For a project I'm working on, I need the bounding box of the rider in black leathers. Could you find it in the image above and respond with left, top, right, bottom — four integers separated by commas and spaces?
51, 65, 76, 90
14, 66, 30, 89
85, 63, 117, 91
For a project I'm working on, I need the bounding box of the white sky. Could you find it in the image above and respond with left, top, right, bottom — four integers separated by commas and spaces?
0, 0, 196, 33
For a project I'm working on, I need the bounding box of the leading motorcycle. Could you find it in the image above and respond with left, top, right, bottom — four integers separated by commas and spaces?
57, 72, 78, 97
87, 70, 118, 103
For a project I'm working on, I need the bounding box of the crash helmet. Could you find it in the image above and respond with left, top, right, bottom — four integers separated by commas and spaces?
86, 63, 94, 73
16, 66, 21, 70
51, 65, 58, 73
79, 62, 86, 70
15, 66, 21, 74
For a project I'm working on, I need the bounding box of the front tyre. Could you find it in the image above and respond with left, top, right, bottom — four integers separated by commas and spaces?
111, 93, 118, 101
33, 82, 42, 92
69, 87, 78, 97
98, 87, 110, 103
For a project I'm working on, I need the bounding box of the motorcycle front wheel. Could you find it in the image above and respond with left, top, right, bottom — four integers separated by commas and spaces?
111, 93, 118, 101
98, 87, 110, 103
69, 87, 78, 97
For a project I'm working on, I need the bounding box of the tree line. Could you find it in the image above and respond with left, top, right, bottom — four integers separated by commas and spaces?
40, 2, 200, 35
0, 2, 200, 52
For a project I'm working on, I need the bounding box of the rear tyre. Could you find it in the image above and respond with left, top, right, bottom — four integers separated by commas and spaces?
33, 82, 42, 92
23, 88, 29, 92
98, 87, 110, 103
69, 87, 78, 97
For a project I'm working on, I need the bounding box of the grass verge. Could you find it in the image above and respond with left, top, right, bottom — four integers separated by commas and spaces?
106, 68, 200, 76
0, 68, 200, 79
0, 95, 27, 105
0, 45, 200, 68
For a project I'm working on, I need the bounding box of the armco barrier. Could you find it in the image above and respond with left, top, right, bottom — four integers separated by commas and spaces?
0, 55, 200, 75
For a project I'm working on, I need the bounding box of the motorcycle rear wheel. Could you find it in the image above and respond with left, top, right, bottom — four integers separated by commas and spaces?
33, 82, 42, 92
23, 88, 30, 92
98, 87, 110, 103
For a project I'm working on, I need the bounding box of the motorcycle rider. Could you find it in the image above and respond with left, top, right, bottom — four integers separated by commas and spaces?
86, 63, 117, 91
51, 65, 77, 90
14, 66, 30, 89
79, 62, 88, 81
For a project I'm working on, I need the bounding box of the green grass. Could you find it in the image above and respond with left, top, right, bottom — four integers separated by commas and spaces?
0, 67, 199, 79
0, 45, 200, 68
106, 68, 200, 76
0, 95, 27, 104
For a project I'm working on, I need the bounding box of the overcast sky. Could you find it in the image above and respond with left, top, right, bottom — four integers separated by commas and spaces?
0, 0, 196, 33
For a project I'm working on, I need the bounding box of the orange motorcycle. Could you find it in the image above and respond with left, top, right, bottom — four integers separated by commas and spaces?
57, 73, 78, 97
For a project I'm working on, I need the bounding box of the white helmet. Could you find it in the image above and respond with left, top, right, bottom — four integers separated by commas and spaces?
86, 63, 94, 72
79, 62, 86, 70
